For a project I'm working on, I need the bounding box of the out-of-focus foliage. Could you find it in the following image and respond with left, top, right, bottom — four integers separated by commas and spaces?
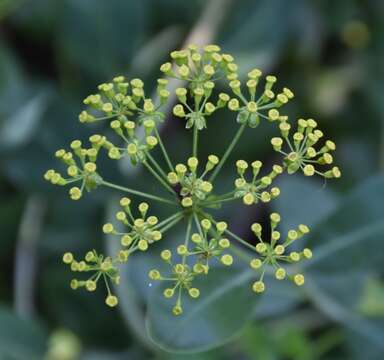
0, 0, 383, 359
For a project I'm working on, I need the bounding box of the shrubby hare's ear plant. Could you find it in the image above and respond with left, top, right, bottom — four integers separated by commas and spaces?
45, 44, 341, 315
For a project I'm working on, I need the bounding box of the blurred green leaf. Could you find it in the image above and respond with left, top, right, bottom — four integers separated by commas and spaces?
0, 91, 48, 150
274, 175, 338, 234
304, 175, 384, 351
0, 305, 47, 359
58, 0, 149, 79
359, 278, 384, 317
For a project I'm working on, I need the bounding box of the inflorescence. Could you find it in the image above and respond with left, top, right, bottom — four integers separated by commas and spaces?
45, 44, 341, 313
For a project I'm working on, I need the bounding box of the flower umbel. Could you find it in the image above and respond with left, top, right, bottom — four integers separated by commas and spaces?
249, 213, 312, 292
45, 44, 341, 314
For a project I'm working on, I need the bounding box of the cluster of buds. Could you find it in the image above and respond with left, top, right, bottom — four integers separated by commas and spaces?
62, 250, 120, 307
227, 69, 293, 128
271, 119, 341, 178
178, 219, 233, 270
79, 76, 169, 125
161, 44, 238, 86
149, 251, 201, 316
148, 218, 233, 315
173, 88, 230, 130
103, 198, 163, 254
249, 213, 312, 293
162, 44, 234, 130
109, 118, 159, 165
167, 155, 219, 208
44, 139, 104, 200
234, 160, 282, 205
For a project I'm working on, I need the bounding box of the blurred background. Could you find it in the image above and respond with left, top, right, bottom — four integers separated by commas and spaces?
0, 0, 383, 359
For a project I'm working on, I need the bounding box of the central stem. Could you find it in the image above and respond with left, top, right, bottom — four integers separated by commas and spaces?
101, 180, 177, 206
192, 125, 199, 158
209, 123, 246, 183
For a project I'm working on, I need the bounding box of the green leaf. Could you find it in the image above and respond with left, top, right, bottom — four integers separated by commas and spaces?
58, 0, 148, 79
146, 266, 257, 353
0, 305, 47, 359
0, 92, 48, 150
304, 175, 384, 351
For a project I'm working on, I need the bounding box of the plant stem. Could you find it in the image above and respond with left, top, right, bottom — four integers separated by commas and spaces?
223, 227, 256, 252
155, 211, 184, 229
192, 124, 199, 157
154, 127, 174, 172
101, 180, 177, 206
159, 215, 183, 233
146, 151, 169, 181
143, 161, 176, 196
209, 123, 246, 183
182, 216, 193, 265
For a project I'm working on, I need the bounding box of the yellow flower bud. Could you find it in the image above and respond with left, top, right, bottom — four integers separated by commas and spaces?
106, 295, 118, 307
250, 258, 262, 269
274, 245, 285, 255
221, 254, 233, 266
294, 274, 305, 286
63, 252, 74, 264
243, 193, 255, 205
188, 288, 200, 298
275, 268, 286, 280
252, 281, 265, 293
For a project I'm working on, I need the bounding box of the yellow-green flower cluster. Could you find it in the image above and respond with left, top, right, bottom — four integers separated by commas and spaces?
227, 69, 293, 128
249, 213, 312, 293
180, 218, 233, 270
44, 139, 104, 200
161, 44, 237, 86
110, 118, 159, 165
103, 197, 163, 254
164, 44, 233, 130
149, 253, 201, 316
234, 160, 282, 205
45, 44, 342, 313
148, 218, 233, 315
62, 250, 120, 307
79, 76, 168, 125
167, 155, 219, 208
271, 119, 341, 178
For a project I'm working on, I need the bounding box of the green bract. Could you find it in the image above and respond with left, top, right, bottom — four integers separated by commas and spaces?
45, 44, 341, 314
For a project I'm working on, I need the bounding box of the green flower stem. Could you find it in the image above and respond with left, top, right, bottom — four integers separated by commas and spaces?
154, 211, 184, 230
209, 123, 246, 183
192, 124, 199, 157
201, 196, 237, 206
223, 227, 256, 252
143, 161, 177, 196
154, 127, 174, 172
101, 180, 177, 206
159, 215, 183, 233
146, 152, 170, 182
182, 216, 193, 265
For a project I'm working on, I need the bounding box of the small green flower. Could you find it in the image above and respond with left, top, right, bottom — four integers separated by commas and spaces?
148, 250, 203, 316
63, 250, 120, 307
105, 197, 164, 254
167, 155, 219, 208
174, 218, 233, 271
227, 70, 293, 128
248, 213, 312, 292
271, 119, 341, 178
233, 160, 282, 205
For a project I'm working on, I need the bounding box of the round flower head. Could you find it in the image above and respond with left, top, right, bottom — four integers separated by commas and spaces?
46, 45, 341, 314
